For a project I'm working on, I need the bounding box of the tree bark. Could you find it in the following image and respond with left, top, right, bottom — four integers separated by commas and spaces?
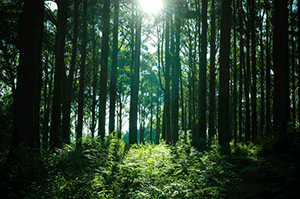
50, 0, 69, 149
245, 4, 251, 143
14, 0, 44, 148
198, 0, 208, 144
239, 0, 244, 142
233, 0, 237, 145
98, 0, 111, 139
109, 0, 120, 135
218, 0, 231, 154
62, 0, 79, 145
76, 0, 88, 147
265, 0, 271, 137
164, 1, 171, 144
273, 0, 288, 144
250, 0, 257, 141
129, 2, 141, 144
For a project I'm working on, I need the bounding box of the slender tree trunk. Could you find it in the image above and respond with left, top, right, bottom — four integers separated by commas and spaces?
239, 0, 244, 142
245, 4, 251, 143
76, 0, 88, 147
209, 0, 216, 141
260, 19, 265, 137
188, 25, 193, 131
62, 0, 79, 144
233, 0, 237, 145
118, 94, 122, 138
274, 0, 288, 144
199, 0, 208, 143
109, 0, 119, 135
129, 3, 141, 144
14, 0, 44, 148
180, 66, 186, 140
150, 93, 153, 143
265, 0, 271, 137
156, 90, 161, 144
250, 0, 257, 141
98, 0, 111, 139
172, 0, 181, 143
50, 0, 68, 149
165, 2, 171, 144
219, 0, 232, 154
42, 55, 54, 149
91, 11, 98, 138
290, 0, 296, 126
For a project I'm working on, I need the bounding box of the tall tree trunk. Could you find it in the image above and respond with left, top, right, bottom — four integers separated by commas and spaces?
233, 0, 237, 145
245, 4, 251, 143
76, 0, 88, 147
188, 25, 193, 131
91, 11, 98, 138
180, 65, 186, 140
62, 0, 79, 144
172, 0, 181, 143
129, 3, 141, 144
250, 0, 257, 141
156, 89, 161, 144
50, 0, 69, 149
199, 0, 208, 143
42, 55, 54, 149
150, 93, 153, 143
98, 0, 111, 139
239, 0, 244, 142
14, 0, 44, 148
219, 0, 232, 154
209, 0, 216, 141
274, 0, 288, 144
165, 2, 171, 144
109, 0, 120, 134
265, 0, 271, 137
290, 0, 296, 126
260, 18, 265, 137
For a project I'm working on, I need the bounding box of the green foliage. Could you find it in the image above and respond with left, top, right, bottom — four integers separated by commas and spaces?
1, 136, 299, 198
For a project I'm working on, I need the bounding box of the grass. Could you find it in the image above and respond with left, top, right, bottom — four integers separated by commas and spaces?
0, 133, 299, 198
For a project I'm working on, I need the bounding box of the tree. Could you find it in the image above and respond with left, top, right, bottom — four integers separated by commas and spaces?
233, 0, 237, 145
98, 0, 111, 140
245, 3, 251, 143
273, 0, 288, 145
238, 0, 244, 142
265, 0, 271, 137
109, 0, 120, 134
62, 0, 80, 145
218, 0, 231, 154
250, 0, 257, 140
50, 0, 69, 149
199, 0, 208, 144
129, 1, 142, 144
13, 0, 44, 148
172, 0, 182, 143
76, 0, 88, 146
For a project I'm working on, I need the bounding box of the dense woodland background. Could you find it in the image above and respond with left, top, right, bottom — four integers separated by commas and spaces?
0, 0, 299, 198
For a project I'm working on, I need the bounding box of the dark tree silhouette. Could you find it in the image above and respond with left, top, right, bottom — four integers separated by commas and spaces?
273, 0, 288, 145
98, 0, 111, 139
109, 0, 120, 134
14, 0, 44, 148
218, 0, 231, 154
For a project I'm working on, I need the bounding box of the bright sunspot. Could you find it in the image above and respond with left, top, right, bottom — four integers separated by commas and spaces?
140, 0, 163, 14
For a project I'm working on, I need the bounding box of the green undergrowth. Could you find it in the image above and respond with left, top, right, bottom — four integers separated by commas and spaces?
0, 134, 299, 198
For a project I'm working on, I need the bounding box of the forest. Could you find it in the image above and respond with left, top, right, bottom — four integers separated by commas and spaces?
0, 0, 299, 198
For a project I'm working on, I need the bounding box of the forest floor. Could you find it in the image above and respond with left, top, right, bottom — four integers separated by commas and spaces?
0, 136, 299, 198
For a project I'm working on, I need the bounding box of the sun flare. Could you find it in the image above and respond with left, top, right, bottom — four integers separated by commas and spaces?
140, 0, 163, 14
